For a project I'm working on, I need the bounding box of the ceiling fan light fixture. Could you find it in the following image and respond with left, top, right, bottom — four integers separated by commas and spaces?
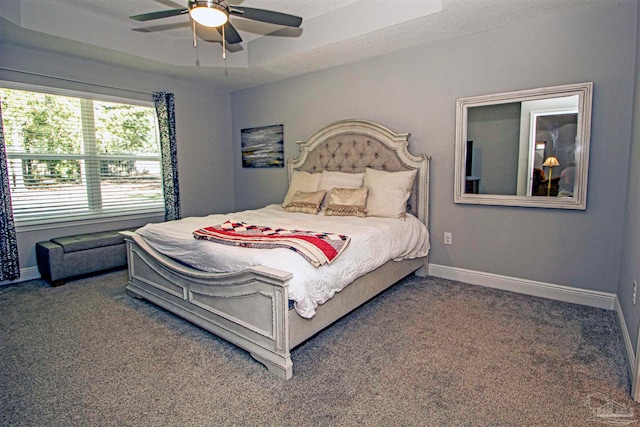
189, 1, 228, 27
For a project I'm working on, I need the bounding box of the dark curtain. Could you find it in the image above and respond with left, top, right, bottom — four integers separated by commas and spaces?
152, 92, 181, 221
0, 99, 20, 281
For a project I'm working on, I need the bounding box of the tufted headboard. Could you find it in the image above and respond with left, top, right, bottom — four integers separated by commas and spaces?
287, 119, 430, 225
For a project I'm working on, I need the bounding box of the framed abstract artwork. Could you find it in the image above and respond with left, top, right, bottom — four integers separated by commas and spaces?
241, 124, 284, 168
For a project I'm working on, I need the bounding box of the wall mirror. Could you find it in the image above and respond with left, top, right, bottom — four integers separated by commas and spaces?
454, 82, 593, 209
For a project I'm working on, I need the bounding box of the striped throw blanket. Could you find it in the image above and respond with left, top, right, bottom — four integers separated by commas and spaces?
193, 220, 350, 268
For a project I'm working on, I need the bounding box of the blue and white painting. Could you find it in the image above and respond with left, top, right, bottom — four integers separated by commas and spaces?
241, 124, 284, 168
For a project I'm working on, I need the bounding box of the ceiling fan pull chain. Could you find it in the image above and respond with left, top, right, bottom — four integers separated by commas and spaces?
192, 20, 197, 47
222, 25, 226, 60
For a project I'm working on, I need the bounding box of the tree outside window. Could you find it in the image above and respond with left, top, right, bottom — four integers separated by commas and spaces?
0, 87, 163, 225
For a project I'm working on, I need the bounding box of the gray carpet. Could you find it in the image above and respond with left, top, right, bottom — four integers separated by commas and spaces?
1, 270, 637, 426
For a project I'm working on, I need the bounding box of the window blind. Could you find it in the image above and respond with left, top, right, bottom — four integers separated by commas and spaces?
0, 87, 163, 226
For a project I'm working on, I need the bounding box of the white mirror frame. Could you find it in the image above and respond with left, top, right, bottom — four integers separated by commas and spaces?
454, 82, 593, 210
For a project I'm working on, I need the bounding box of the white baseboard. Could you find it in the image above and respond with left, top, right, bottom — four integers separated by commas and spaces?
428, 263, 616, 310
0, 267, 40, 286
614, 296, 636, 385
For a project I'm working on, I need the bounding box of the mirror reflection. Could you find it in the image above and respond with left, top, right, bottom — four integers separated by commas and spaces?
454, 83, 592, 210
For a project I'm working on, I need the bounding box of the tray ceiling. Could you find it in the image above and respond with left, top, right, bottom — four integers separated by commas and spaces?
0, 0, 607, 90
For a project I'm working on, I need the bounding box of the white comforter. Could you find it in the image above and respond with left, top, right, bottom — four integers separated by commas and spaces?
135, 204, 430, 318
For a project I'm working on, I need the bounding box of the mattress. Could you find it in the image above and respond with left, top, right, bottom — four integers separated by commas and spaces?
135, 204, 430, 318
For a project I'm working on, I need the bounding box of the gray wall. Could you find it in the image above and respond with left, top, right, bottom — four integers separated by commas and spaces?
231, 1, 637, 296
467, 103, 521, 195
618, 3, 640, 360
0, 43, 235, 274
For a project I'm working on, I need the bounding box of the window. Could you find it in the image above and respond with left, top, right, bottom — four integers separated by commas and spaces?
0, 85, 163, 227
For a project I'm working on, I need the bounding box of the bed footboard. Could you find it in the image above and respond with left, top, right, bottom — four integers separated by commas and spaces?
123, 232, 295, 379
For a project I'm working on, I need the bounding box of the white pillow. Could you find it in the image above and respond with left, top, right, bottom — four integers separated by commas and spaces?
317, 171, 365, 208
282, 171, 321, 208
363, 167, 417, 219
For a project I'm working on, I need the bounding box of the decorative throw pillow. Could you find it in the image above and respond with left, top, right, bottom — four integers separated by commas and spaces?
284, 190, 327, 214
325, 187, 368, 217
363, 167, 417, 219
317, 171, 365, 208
282, 171, 321, 208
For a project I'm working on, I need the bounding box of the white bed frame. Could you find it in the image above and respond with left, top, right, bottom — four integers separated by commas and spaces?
124, 119, 430, 379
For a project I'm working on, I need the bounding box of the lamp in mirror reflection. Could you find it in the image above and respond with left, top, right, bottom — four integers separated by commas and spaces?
542, 156, 560, 196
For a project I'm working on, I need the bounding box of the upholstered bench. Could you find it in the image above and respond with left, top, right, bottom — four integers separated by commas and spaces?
36, 229, 135, 286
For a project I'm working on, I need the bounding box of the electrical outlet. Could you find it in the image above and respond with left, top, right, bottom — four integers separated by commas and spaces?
444, 232, 453, 245
634, 281, 637, 305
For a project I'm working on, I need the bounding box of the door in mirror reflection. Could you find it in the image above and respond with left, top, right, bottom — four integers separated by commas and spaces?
530, 111, 578, 197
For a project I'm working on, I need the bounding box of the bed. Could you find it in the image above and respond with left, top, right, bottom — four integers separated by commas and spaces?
124, 119, 431, 379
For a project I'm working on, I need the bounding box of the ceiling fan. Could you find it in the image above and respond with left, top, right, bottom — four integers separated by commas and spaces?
130, 0, 303, 53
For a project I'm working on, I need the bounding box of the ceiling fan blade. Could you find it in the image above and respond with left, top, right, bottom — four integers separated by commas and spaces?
216, 22, 243, 44
230, 7, 302, 28
130, 8, 188, 22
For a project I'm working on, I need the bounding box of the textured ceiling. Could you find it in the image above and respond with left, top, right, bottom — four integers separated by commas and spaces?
0, 0, 608, 91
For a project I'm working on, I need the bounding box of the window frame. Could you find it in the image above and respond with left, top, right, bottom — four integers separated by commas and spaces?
0, 81, 165, 231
